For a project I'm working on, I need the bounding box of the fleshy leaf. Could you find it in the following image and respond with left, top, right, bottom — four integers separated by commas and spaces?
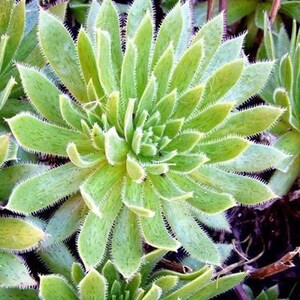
78, 187, 122, 269
7, 113, 93, 156
0, 252, 36, 287
39, 275, 77, 300
192, 165, 276, 204
39, 10, 87, 102
112, 208, 142, 278
0, 217, 44, 251
163, 201, 220, 264
79, 269, 106, 300
7, 163, 93, 214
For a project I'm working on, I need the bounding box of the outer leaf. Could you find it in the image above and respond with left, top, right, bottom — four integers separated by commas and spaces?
206, 106, 284, 139
2, 0, 25, 71
38, 244, 75, 283
192, 165, 276, 204
39, 275, 77, 300
0, 164, 48, 200
164, 267, 213, 300
223, 144, 289, 172
0, 218, 44, 251
169, 173, 236, 214
44, 194, 84, 247
200, 59, 245, 107
96, 0, 122, 73
7, 113, 93, 156
7, 163, 93, 214
0, 135, 9, 165
0, 288, 39, 299
163, 201, 220, 264
223, 62, 274, 105
0, 252, 36, 287
78, 187, 122, 268
168, 40, 203, 94
194, 211, 231, 232
111, 208, 142, 278
133, 13, 153, 98
79, 269, 106, 300
17, 65, 64, 126
126, 0, 153, 38
0, 0, 13, 35
188, 272, 246, 300
151, 4, 183, 67
140, 181, 180, 250
39, 10, 87, 102
184, 102, 234, 132
143, 284, 162, 300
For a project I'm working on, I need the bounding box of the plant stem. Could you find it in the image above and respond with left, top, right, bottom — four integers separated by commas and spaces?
207, 0, 215, 20
269, 0, 281, 25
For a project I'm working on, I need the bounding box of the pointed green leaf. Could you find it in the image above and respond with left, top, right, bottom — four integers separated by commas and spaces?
96, 0, 122, 73
38, 244, 75, 283
2, 0, 25, 71
206, 106, 284, 139
121, 40, 137, 107
140, 181, 180, 250
0, 0, 13, 35
59, 94, 88, 131
0, 288, 39, 299
124, 98, 135, 142
163, 119, 184, 139
133, 13, 153, 98
112, 208, 142, 278
0, 218, 44, 251
170, 154, 208, 173
79, 187, 122, 268
7, 113, 93, 156
7, 163, 93, 214
80, 164, 124, 216
169, 40, 203, 94
194, 211, 231, 232
86, 0, 101, 43
163, 131, 203, 153
127, 0, 153, 38
0, 252, 36, 288
184, 102, 234, 132
18, 65, 64, 126
77, 27, 104, 98
192, 165, 276, 204
0, 77, 17, 110
0, 164, 48, 201
223, 144, 289, 172
39, 10, 87, 102
195, 137, 250, 163
79, 269, 106, 300
72, 263, 85, 285
152, 4, 183, 67
280, 54, 293, 92
172, 85, 204, 119
44, 194, 84, 247
188, 272, 246, 300
164, 267, 213, 300
200, 59, 245, 107
202, 34, 246, 81
163, 201, 220, 264
153, 44, 173, 100
223, 62, 274, 105
153, 276, 178, 293
192, 13, 224, 82
155, 90, 176, 123
149, 173, 193, 201
0, 135, 9, 165
96, 30, 118, 94
40, 275, 77, 300
169, 173, 236, 214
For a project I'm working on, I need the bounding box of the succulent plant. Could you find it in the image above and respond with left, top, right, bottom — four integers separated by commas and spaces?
1, 249, 246, 300
257, 16, 300, 196
5, 0, 286, 278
